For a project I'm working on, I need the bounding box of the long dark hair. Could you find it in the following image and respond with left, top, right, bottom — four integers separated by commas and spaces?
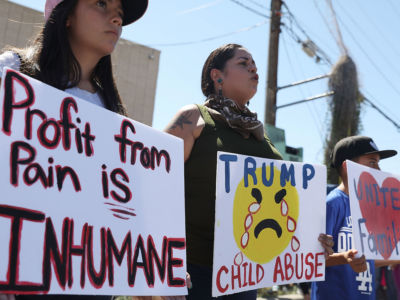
201, 43, 243, 97
10, 0, 126, 115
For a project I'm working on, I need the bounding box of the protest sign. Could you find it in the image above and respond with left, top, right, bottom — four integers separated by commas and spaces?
348, 160, 400, 260
0, 68, 186, 295
212, 152, 326, 296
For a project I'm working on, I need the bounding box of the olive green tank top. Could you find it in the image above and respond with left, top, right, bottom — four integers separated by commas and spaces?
185, 104, 282, 267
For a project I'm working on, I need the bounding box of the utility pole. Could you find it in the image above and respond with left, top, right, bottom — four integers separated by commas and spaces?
265, 0, 282, 125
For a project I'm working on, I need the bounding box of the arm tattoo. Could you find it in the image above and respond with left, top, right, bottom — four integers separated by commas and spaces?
169, 111, 193, 130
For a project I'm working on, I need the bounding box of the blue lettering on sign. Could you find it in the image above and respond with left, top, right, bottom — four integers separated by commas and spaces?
219, 154, 238, 193
244, 157, 257, 188
222, 155, 318, 193
302, 164, 315, 189
280, 164, 296, 187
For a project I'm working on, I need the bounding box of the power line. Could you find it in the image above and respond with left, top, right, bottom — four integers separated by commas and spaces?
353, 0, 400, 59
335, 13, 400, 98
247, 0, 268, 10
281, 32, 325, 143
228, 0, 270, 19
281, 32, 306, 98
281, 3, 337, 59
281, 1, 332, 65
177, 0, 224, 15
363, 96, 400, 131
280, 22, 332, 65
278, 73, 330, 90
281, 1, 400, 133
147, 20, 268, 47
146, 0, 270, 47
312, 0, 341, 56
335, 0, 400, 80
277, 92, 334, 109
290, 41, 328, 140
387, 0, 400, 20
325, 0, 347, 54
322, 3, 400, 129
362, 89, 400, 125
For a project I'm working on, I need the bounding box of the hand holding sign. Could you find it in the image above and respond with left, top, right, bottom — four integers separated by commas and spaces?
348, 160, 400, 261
318, 233, 334, 258
344, 250, 367, 273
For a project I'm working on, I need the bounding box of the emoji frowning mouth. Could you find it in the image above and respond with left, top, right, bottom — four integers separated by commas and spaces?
254, 219, 282, 238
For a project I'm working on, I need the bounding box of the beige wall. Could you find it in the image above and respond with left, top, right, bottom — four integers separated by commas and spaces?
113, 40, 159, 125
0, 0, 159, 126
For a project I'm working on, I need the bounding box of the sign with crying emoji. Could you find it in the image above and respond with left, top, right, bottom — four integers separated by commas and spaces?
212, 152, 327, 297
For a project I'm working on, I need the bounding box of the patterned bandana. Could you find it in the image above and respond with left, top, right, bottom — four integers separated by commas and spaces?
204, 95, 265, 141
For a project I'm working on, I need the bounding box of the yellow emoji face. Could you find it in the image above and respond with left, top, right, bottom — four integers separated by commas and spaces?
232, 166, 299, 264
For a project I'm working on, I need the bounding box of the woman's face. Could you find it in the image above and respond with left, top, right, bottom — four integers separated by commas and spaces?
218, 48, 259, 106
67, 0, 123, 59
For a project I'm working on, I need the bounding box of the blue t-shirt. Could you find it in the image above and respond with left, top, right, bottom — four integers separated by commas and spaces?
311, 188, 375, 300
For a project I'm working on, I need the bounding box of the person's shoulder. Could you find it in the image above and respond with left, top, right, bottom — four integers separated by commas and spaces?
327, 188, 348, 206
173, 104, 202, 122
0, 51, 21, 78
164, 104, 202, 134
178, 103, 201, 114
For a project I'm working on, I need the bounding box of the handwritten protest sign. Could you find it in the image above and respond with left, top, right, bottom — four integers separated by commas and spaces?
212, 152, 326, 296
0, 68, 186, 295
348, 160, 400, 260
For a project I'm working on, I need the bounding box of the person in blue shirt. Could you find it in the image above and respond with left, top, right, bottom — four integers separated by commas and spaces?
311, 136, 398, 300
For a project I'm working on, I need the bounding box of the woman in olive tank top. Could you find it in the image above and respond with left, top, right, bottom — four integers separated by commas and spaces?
165, 44, 333, 300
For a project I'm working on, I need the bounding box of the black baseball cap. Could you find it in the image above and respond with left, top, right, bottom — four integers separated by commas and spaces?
121, 0, 149, 26
45, 0, 148, 26
330, 136, 397, 168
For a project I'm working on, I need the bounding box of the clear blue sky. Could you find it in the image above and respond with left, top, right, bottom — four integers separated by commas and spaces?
10, 0, 400, 174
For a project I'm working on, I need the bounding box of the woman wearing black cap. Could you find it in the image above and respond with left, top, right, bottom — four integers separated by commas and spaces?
0, 0, 147, 115
0, 0, 147, 299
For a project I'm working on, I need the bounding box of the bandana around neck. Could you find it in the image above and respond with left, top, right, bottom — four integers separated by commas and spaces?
204, 95, 265, 141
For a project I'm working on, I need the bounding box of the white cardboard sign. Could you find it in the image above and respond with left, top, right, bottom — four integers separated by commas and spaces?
0, 68, 187, 295
347, 160, 400, 260
212, 152, 326, 296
